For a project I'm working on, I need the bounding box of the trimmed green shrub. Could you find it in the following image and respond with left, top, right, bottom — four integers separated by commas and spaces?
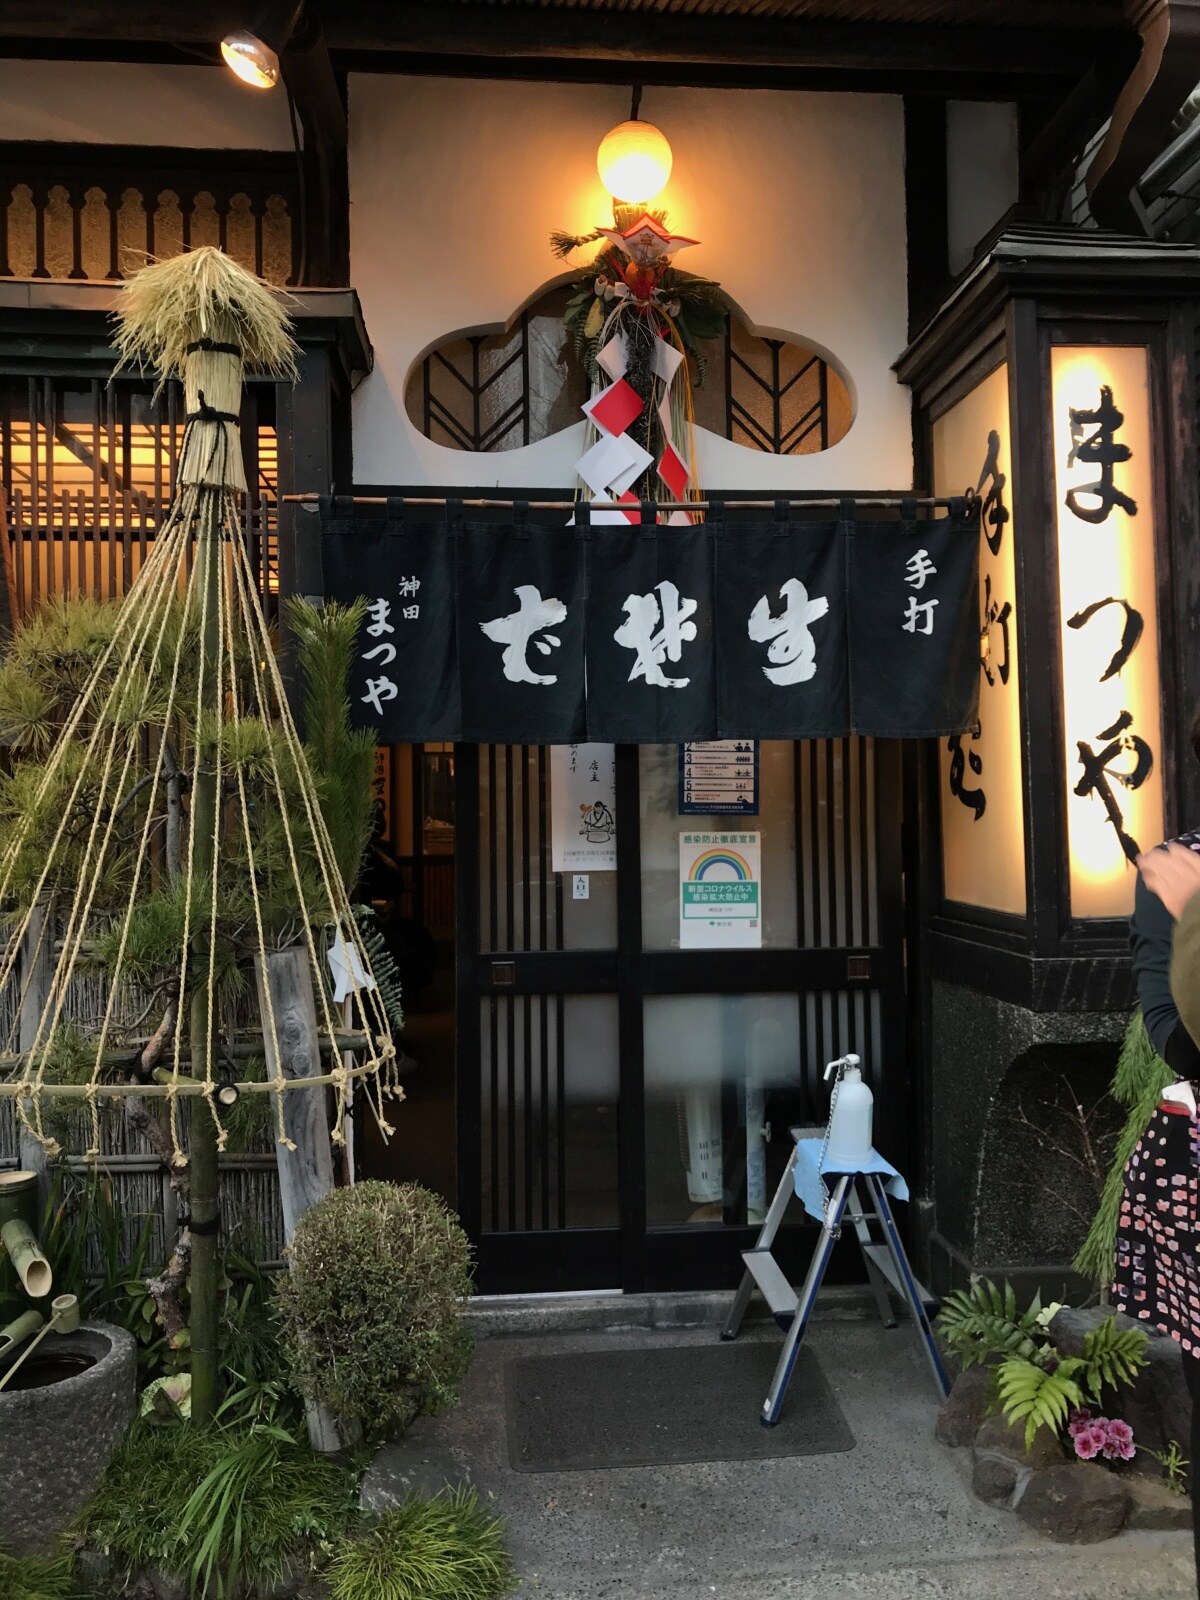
326, 1490, 515, 1600
274, 1181, 473, 1442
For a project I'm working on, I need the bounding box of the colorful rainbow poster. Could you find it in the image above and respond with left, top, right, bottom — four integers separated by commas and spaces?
678, 831, 761, 950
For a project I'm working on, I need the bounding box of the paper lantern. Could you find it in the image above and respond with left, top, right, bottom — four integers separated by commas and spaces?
597, 119, 673, 204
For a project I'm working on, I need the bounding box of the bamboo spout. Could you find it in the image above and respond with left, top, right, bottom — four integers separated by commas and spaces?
0, 1218, 52, 1299
0, 1308, 44, 1362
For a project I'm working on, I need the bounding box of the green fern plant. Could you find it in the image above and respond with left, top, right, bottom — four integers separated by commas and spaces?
353, 903, 405, 1037
935, 1277, 1043, 1368
1080, 1316, 1148, 1400
996, 1355, 1086, 1453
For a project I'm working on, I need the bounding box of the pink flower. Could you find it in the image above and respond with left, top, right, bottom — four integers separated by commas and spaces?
1074, 1429, 1102, 1461
1103, 1418, 1136, 1461
1067, 1407, 1094, 1439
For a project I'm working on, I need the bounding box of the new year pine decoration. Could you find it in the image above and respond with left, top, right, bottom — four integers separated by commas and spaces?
0, 248, 399, 1421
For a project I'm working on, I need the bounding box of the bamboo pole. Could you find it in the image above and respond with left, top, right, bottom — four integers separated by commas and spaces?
187, 507, 221, 1428
0, 1309, 43, 1362
0, 1218, 52, 1299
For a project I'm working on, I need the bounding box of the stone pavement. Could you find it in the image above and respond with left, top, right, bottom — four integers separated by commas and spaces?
365, 1308, 1197, 1600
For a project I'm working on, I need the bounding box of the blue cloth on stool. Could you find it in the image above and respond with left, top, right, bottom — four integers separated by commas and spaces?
791, 1134, 910, 1223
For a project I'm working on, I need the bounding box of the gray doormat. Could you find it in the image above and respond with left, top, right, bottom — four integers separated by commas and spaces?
504, 1341, 855, 1471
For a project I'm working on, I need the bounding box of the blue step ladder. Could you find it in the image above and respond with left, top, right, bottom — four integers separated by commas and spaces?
721, 1127, 951, 1426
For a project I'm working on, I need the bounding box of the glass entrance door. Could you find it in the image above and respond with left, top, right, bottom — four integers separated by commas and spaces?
456, 739, 906, 1295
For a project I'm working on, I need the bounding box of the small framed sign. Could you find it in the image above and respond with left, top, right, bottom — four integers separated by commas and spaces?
678, 740, 760, 816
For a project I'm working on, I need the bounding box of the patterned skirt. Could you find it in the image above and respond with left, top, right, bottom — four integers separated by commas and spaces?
1113, 1103, 1200, 1352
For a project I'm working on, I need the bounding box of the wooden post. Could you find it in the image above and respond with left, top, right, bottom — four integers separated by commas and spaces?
18, 904, 52, 1212
256, 947, 355, 1451
187, 521, 222, 1429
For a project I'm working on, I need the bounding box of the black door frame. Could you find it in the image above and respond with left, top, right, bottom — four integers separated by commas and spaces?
456, 739, 910, 1296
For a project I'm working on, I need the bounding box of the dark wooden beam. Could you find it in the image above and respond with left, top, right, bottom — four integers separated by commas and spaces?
0, 2, 1130, 93
904, 98, 949, 339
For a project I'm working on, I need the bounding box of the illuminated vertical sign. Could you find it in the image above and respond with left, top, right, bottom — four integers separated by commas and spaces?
1051, 346, 1163, 919
932, 363, 1025, 913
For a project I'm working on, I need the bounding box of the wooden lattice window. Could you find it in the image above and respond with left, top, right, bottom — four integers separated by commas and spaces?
405, 286, 854, 456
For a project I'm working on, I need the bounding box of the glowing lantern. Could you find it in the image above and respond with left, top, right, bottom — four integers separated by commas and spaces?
220, 29, 281, 89
597, 119, 673, 205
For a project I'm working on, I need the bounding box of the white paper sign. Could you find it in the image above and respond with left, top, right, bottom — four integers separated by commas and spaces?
551, 744, 617, 872
678, 831, 762, 949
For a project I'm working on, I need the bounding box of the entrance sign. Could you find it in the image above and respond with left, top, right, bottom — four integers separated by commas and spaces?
679, 831, 762, 949
319, 500, 980, 745
678, 741, 760, 816
550, 743, 617, 872
1050, 347, 1163, 919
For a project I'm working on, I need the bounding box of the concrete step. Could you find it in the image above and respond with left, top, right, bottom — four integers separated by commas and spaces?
466, 1284, 875, 1338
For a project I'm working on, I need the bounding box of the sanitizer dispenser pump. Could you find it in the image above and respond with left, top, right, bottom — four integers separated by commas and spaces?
822, 1053, 873, 1169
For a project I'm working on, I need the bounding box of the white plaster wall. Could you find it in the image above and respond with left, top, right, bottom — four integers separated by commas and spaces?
946, 101, 1019, 275
348, 78, 913, 491
0, 62, 293, 149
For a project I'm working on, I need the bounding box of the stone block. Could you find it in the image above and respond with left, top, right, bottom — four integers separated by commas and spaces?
971, 1448, 1023, 1507
0, 1323, 136, 1557
1048, 1306, 1191, 1469
360, 1414, 488, 1513
974, 1411, 1065, 1471
1125, 1473, 1193, 1531
1015, 1463, 1129, 1543
937, 1365, 994, 1448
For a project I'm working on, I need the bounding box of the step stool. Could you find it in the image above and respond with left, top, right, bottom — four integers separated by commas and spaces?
721, 1127, 950, 1425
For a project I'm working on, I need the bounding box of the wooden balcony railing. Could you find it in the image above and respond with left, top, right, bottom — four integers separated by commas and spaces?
0, 143, 301, 286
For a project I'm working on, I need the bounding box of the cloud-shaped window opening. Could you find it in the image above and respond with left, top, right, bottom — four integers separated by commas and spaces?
403, 283, 854, 458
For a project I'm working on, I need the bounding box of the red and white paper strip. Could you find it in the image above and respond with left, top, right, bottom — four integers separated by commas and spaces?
583, 377, 644, 438
575, 321, 694, 520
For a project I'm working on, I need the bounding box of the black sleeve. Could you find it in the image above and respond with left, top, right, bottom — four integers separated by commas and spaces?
1131, 871, 1200, 1073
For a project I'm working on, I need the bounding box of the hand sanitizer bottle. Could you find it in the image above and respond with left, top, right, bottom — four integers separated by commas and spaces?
823, 1054, 873, 1169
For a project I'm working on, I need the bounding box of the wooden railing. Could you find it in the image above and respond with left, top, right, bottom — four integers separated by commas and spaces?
0, 143, 301, 286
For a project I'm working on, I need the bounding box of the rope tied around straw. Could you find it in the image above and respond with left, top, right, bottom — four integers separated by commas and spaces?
0, 247, 398, 1169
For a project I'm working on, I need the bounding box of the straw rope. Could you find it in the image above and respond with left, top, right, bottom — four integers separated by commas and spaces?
0, 249, 398, 1163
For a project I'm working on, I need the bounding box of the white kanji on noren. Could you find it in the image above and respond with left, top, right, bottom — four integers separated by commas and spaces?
746, 579, 829, 686
362, 641, 397, 666
480, 585, 567, 685
903, 596, 939, 635
365, 597, 395, 636
614, 580, 698, 689
904, 549, 937, 590
398, 576, 421, 598
361, 676, 398, 715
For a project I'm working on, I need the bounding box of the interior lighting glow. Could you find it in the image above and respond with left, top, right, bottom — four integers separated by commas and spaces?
597, 120, 673, 205
220, 29, 281, 89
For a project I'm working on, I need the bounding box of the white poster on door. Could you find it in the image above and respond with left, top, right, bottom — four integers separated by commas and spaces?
550, 744, 617, 872
678, 832, 762, 949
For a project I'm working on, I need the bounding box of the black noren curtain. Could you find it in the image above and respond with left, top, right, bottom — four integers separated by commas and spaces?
319, 497, 979, 745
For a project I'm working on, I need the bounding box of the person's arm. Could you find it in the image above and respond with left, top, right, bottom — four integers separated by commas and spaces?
1170, 889, 1200, 1065
1134, 845, 1200, 1080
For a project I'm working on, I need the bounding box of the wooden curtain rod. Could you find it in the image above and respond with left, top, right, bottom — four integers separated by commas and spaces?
284, 493, 970, 511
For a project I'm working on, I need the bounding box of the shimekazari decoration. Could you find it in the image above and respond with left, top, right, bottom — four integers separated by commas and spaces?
0, 248, 400, 1160
552, 209, 727, 516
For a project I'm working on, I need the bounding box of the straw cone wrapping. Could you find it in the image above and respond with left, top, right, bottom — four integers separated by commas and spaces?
112, 247, 299, 491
